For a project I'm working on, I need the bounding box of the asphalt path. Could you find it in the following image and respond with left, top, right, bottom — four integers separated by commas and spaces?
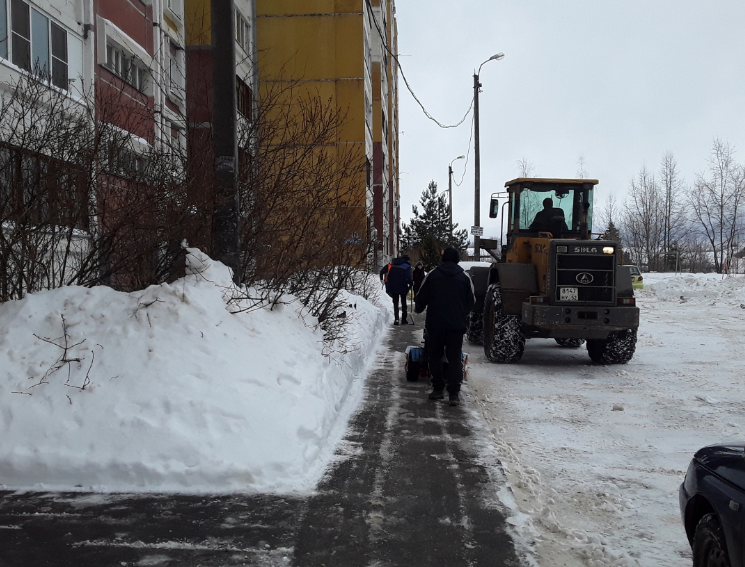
0, 322, 520, 567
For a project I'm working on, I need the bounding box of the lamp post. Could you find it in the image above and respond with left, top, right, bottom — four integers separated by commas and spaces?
473, 52, 504, 260
448, 155, 465, 233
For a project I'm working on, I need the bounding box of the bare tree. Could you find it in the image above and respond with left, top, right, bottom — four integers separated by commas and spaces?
576, 155, 588, 179
622, 166, 664, 270
516, 157, 536, 178
659, 152, 689, 269
689, 140, 745, 273
596, 194, 619, 234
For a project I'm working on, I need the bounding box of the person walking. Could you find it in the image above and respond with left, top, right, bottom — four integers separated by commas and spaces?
412, 261, 426, 296
380, 255, 413, 325
414, 248, 475, 406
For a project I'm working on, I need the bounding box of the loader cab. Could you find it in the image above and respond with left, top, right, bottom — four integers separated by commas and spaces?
504, 178, 598, 245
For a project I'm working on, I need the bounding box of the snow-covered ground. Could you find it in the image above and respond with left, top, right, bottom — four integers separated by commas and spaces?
3, 254, 743, 566
0, 248, 390, 494
466, 272, 745, 566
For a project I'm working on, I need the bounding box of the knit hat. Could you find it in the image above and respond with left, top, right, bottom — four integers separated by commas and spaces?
442, 248, 460, 264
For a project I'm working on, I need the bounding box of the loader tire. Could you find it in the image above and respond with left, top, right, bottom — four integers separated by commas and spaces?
555, 338, 585, 348
483, 283, 524, 363
466, 309, 484, 345
587, 328, 637, 364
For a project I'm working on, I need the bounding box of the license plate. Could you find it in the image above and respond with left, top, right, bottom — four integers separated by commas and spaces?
559, 287, 578, 301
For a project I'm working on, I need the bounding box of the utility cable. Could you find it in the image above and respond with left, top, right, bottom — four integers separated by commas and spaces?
364, 0, 473, 129
453, 114, 474, 187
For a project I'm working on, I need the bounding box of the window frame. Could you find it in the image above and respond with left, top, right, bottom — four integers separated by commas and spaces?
236, 75, 252, 121
2, 0, 79, 93
166, 40, 184, 101
0, 0, 7, 60
235, 9, 250, 53
105, 40, 147, 93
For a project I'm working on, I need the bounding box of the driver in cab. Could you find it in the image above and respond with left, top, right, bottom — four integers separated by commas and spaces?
529, 197, 568, 233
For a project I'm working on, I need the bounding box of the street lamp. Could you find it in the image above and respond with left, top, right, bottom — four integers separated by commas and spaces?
448, 155, 465, 231
473, 52, 504, 260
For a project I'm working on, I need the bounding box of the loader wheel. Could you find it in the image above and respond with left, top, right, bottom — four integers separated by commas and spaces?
555, 338, 585, 348
483, 283, 525, 363
586, 328, 637, 364
466, 309, 484, 345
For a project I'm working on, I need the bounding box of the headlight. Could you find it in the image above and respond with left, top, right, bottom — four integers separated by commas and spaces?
602, 246, 615, 254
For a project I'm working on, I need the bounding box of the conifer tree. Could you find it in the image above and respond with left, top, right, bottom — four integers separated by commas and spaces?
401, 180, 469, 269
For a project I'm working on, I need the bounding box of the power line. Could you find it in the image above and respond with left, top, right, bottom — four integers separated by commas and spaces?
365, 0, 473, 129
453, 114, 474, 187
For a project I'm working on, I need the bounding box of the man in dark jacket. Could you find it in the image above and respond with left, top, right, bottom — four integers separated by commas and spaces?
379, 256, 413, 325
414, 248, 475, 406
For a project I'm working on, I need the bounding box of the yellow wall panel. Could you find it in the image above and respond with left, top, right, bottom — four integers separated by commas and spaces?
334, 0, 363, 15
258, 17, 339, 80
335, 79, 364, 142
258, 0, 338, 16
185, 0, 211, 45
334, 14, 363, 78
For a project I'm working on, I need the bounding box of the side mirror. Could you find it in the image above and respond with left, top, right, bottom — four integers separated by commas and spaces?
489, 198, 499, 218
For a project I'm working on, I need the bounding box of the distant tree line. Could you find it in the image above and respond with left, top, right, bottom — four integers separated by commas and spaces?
597, 140, 745, 274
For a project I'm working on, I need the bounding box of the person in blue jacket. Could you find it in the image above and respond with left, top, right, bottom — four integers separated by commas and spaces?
379, 255, 413, 325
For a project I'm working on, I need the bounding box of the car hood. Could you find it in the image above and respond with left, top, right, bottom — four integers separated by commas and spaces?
694, 443, 745, 489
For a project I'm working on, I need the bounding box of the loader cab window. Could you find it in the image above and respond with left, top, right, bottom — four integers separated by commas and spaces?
514, 187, 593, 234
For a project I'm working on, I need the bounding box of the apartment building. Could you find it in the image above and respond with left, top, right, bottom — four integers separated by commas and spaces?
369, 0, 399, 266
255, 0, 400, 267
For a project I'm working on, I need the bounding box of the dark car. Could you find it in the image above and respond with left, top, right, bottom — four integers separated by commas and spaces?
679, 443, 745, 567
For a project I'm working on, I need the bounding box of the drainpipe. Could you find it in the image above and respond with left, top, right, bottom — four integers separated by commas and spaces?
152, 0, 163, 149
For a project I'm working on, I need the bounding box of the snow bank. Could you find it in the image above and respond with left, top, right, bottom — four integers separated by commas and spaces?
0, 248, 389, 494
640, 272, 745, 302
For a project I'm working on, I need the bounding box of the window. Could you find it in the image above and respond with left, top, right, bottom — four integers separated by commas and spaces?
0, 0, 7, 59
166, 0, 182, 21
236, 76, 252, 121
235, 10, 249, 53
11, 0, 30, 71
30, 7, 47, 76
106, 42, 147, 92
4, 1, 81, 92
50, 21, 66, 89
167, 41, 184, 99
0, 142, 88, 230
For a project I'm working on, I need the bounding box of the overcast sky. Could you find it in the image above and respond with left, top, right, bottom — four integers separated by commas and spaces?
394, 0, 745, 240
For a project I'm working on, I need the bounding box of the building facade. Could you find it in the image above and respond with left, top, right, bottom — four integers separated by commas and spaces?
256, 0, 399, 268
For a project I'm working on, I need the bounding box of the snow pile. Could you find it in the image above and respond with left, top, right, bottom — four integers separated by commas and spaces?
0, 248, 389, 493
640, 272, 745, 302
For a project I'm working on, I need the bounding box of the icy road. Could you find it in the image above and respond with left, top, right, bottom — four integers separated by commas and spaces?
465, 272, 745, 566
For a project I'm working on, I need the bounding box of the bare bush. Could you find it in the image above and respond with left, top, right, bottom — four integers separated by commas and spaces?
0, 73, 197, 301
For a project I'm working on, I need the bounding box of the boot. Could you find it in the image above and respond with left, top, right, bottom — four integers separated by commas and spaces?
428, 389, 444, 400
